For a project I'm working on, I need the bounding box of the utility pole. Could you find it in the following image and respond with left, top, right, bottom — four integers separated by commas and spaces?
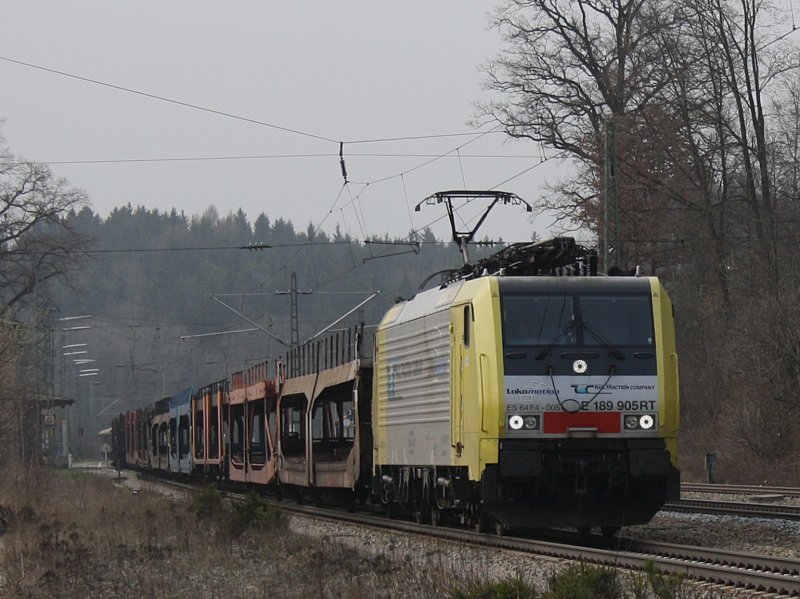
276, 272, 312, 376
207, 278, 378, 378
275, 272, 314, 349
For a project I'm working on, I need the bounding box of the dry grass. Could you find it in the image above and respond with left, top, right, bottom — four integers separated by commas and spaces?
0, 464, 731, 599
680, 418, 800, 486
0, 465, 484, 599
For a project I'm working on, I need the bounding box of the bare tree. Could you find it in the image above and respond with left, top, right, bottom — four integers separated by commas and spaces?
481, 0, 800, 474
0, 137, 92, 312
481, 0, 797, 280
480, 0, 679, 269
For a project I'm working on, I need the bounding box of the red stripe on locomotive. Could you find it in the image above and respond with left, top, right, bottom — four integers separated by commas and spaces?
543, 411, 621, 434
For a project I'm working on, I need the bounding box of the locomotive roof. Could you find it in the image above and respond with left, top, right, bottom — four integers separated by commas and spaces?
497, 276, 654, 294
381, 275, 656, 329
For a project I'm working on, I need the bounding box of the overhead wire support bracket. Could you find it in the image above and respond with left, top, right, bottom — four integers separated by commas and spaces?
415, 190, 532, 266
239, 242, 271, 251
303, 291, 380, 345
362, 239, 421, 263
209, 294, 290, 347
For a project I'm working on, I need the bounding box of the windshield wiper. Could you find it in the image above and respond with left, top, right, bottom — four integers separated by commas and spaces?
582, 322, 625, 361
535, 322, 574, 360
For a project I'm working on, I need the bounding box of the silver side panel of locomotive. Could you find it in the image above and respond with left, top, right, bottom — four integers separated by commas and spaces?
376, 285, 460, 465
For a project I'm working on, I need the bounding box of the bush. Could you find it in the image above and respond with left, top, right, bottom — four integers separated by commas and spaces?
227, 491, 285, 536
451, 576, 538, 599
642, 561, 684, 599
189, 485, 223, 519
543, 564, 621, 599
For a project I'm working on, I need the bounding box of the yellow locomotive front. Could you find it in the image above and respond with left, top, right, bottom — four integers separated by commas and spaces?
483, 275, 679, 531
372, 240, 679, 533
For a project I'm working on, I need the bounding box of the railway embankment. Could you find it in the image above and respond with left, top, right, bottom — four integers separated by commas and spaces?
3, 465, 799, 598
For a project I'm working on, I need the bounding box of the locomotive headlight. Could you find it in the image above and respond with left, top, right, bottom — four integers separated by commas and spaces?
623, 414, 657, 430
624, 415, 640, 430
523, 415, 540, 430
508, 415, 524, 430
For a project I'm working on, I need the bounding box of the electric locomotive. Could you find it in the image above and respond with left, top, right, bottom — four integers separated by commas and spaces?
372, 236, 680, 533
109, 190, 679, 535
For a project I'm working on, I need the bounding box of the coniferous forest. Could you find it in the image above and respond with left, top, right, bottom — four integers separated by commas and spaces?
50, 204, 486, 455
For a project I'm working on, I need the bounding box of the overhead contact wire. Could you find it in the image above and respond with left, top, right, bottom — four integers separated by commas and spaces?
0, 55, 338, 143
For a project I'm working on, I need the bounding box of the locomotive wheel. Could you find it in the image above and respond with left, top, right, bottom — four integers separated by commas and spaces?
429, 503, 441, 527
494, 519, 507, 537
413, 505, 424, 524
475, 509, 491, 533
601, 526, 620, 538
414, 500, 428, 524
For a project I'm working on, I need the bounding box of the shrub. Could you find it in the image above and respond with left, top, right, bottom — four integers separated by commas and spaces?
542, 563, 621, 599
189, 485, 223, 519
643, 561, 685, 599
451, 575, 539, 599
227, 491, 285, 536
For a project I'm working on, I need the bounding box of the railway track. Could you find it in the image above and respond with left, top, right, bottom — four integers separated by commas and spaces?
129, 473, 800, 595
675, 482, 800, 521
665, 498, 800, 521
283, 501, 800, 597
683, 482, 800, 498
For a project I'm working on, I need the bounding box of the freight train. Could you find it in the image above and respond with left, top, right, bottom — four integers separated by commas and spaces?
112, 235, 680, 535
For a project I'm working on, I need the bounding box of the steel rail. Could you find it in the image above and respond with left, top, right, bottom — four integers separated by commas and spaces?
285, 504, 800, 596
134, 474, 800, 596
683, 483, 800, 498
665, 498, 800, 521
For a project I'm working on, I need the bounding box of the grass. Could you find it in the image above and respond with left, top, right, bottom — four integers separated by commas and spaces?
0, 463, 723, 599
0, 464, 463, 598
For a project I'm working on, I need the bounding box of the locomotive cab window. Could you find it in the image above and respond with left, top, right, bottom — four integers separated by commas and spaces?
502, 292, 653, 348
579, 294, 654, 346
502, 294, 574, 346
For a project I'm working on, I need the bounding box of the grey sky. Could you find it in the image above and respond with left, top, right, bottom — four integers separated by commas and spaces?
0, 2, 566, 243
